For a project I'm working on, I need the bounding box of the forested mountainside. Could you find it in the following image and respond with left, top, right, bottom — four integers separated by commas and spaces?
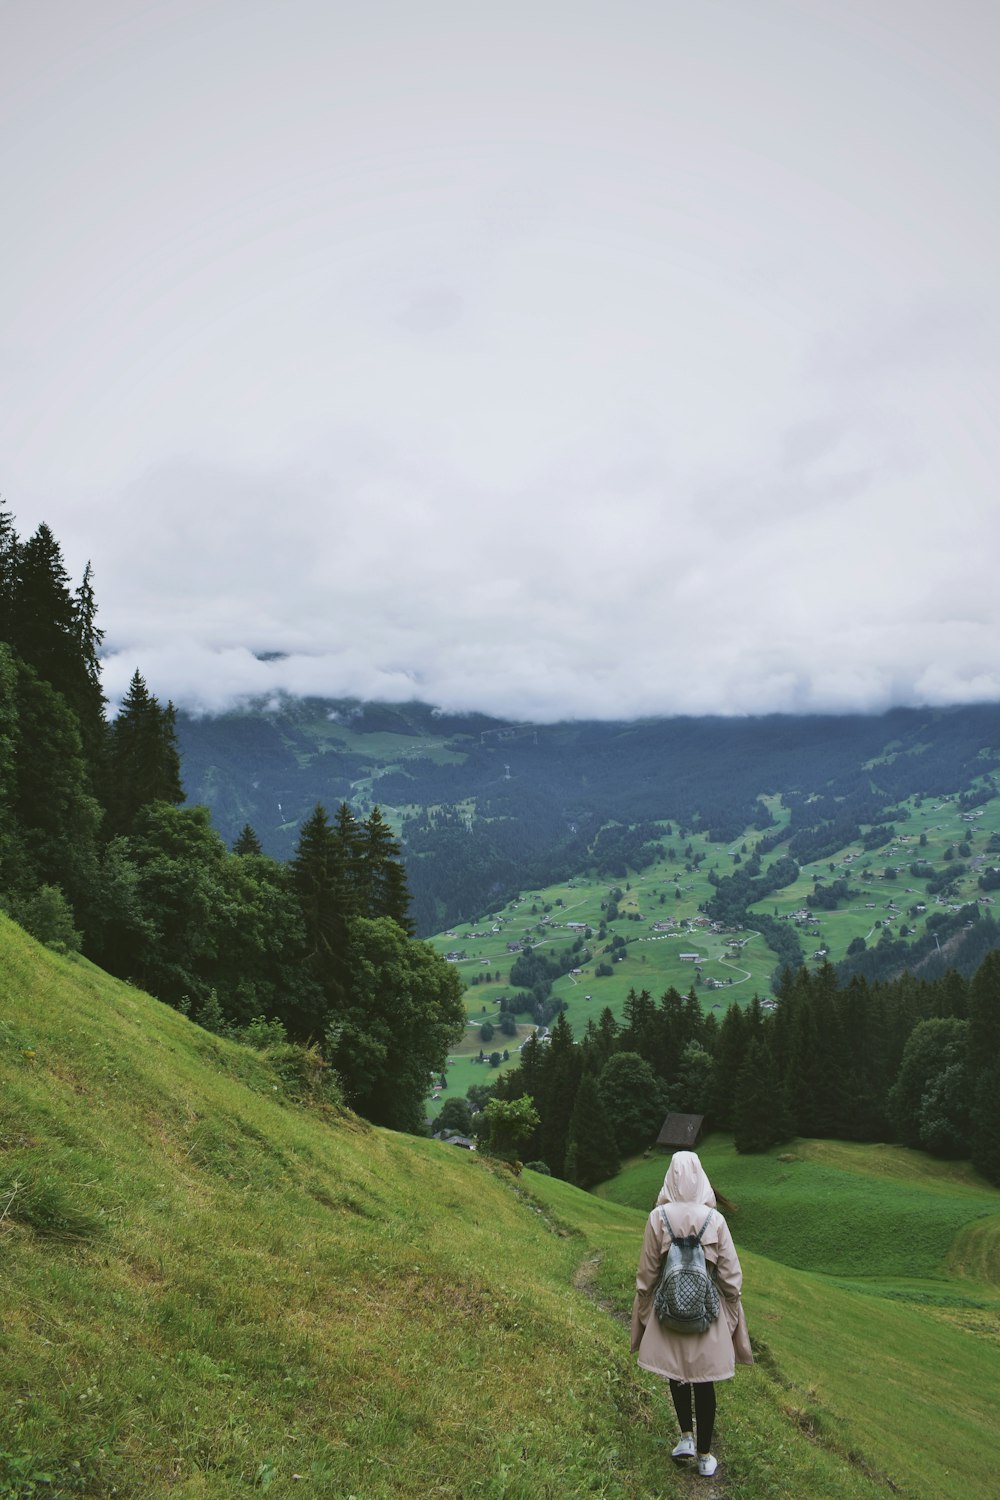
176, 697, 1000, 933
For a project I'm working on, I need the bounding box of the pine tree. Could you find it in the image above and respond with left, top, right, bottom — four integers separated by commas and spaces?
9, 659, 103, 915
291, 804, 342, 963
71, 561, 107, 739
105, 671, 184, 836
7, 525, 105, 772
733, 1035, 793, 1153
565, 1070, 620, 1188
10, 524, 77, 691
330, 802, 366, 918
233, 823, 263, 856
536, 1011, 582, 1178
377, 858, 415, 936
363, 806, 413, 932
620, 987, 657, 1059
0, 506, 19, 642
709, 1001, 748, 1130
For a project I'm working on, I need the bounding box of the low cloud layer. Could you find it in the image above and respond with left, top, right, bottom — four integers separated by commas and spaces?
5, 2, 1000, 722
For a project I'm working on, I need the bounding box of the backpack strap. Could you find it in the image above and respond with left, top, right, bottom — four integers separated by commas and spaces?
694, 1209, 715, 1244
658, 1206, 676, 1243
659, 1207, 714, 1243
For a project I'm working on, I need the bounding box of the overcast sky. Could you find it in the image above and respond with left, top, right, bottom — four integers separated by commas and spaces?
3, 1, 1000, 721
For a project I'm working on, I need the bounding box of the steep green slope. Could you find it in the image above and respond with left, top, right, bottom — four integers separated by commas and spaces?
0, 915, 919, 1498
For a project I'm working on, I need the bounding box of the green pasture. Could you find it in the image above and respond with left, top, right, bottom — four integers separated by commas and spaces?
423, 785, 1000, 1117
756, 789, 1000, 965
303, 717, 471, 768
594, 1134, 1000, 1500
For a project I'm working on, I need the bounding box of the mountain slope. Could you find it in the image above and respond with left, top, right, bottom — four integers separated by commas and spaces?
175, 698, 1000, 936
0, 915, 940, 1499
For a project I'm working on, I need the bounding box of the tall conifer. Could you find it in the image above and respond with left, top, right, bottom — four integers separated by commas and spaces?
0, 507, 19, 642
233, 823, 263, 856
564, 1069, 620, 1188
105, 671, 184, 836
291, 804, 342, 963
536, 1011, 582, 1178
363, 806, 413, 931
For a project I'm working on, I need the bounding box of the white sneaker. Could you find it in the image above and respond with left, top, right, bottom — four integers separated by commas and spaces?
671, 1434, 695, 1459
697, 1453, 718, 1477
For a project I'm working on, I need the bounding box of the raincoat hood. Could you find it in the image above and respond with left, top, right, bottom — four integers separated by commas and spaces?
655, 1150, 716, 1208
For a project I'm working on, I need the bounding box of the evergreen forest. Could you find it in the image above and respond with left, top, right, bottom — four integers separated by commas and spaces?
0, 507, 464, 1133
482, 957, 1000, 1191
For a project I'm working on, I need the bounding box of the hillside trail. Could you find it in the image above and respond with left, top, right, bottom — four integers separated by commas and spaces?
571, 1253, 728, 1500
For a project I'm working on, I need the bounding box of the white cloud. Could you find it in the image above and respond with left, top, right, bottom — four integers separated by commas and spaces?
4, 1, 1000, 722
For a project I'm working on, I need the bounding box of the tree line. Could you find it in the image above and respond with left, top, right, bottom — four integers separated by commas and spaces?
0, 506, 464, 1131
476, 956, 1000, 1189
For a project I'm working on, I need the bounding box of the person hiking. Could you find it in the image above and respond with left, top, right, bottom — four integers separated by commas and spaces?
630, 1150, 752, 1479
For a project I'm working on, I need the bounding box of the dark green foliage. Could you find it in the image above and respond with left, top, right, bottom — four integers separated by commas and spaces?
434, 1097, 473, 1136
327, 916, 465, 1132
709, 1001, 748, 1130
6, 883, 81, 954
291, 803, 346, 969
968, 951, 1000, 1182
124, 803, 229, 1009
533, 1013, 582, 1178
970, 1064, 1000, 1185
564, 1070, 620, 1188
887, 1018, 969, 1154
597, 1051, 664, 1156
233, 823, 263, 855
0, 507, 18, 641
733, 1036, 793, 1154
480, 1095, 540, 1162
809, 877, 856, 910
9, 661, 102, 912
362, 805, 414, 933
8, 524, 105, 760
105, 671, 183, 838
665, 1041, 714, 1116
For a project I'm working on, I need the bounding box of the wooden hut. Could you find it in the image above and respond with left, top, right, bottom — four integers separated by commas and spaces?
655, 1112, 705, 1150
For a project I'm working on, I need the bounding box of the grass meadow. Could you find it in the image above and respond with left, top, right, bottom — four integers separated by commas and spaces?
596, 1137, 1000, 1500
5, 911, 987, 1499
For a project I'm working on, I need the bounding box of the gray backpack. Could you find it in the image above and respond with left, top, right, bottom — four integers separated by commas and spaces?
653, 1208, 721, 1334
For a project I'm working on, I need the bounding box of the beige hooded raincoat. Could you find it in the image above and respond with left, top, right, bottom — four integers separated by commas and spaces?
630, 1151, 753, 1384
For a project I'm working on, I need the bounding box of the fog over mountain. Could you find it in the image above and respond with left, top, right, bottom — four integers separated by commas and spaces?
4, 2, 1000, 721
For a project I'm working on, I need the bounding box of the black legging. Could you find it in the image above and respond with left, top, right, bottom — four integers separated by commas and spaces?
669, 1379, 716, 1454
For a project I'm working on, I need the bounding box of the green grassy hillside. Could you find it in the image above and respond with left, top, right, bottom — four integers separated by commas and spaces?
599, 1140, 1000, 1500
2, 911, 994, 1499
